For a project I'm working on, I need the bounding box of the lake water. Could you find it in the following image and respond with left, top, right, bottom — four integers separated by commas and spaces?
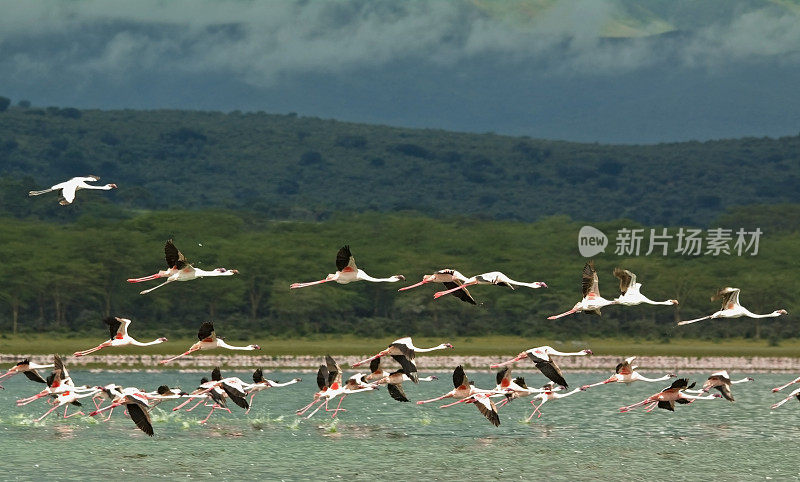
1, 370, 798, 480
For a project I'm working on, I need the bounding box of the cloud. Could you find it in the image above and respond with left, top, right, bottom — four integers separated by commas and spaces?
1, 0, 800, 90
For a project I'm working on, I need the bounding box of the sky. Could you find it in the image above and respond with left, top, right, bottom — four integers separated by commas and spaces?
1, 0, 800, 144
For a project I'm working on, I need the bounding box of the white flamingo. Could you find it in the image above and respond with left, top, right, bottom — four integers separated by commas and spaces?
677, 287, 787, 325
771, 387, 800, 409
290, 245, 404, 289
127, 239, 239, 295
612, 268, 678, 306
159, 321, 260, 364
28, 175, 117, 205
686, 370, 753, 402
432, 271, 546, 300
619, 378, 721, 412
416, 365, 500, 426
526, 382, 583, 422
398, 269, 476, 304
0, 359, 52, 388
351, 337, 454, 383
89, 386, 154, 435
243, 368, 302, 412
548, 260, 617, 319
73, 317, 167, 356
581, 356, 675, 389
490, 345, 592, 388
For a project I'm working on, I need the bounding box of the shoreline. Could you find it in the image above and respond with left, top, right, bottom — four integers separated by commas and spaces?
4, 353, 800, 373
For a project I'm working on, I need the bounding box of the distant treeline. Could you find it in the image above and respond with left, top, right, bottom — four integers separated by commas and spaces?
0, 209, 795, 342
0, 104, 799, 226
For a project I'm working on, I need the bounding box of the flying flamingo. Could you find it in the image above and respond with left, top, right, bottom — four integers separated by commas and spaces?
432, 271, 546, 300
687, 371, 753, 402
172, 376, 231, 423
374, 368, 438, 402
297, 355, 377, 419
89, 386, 154, 436
159, 321, 260, 364
17, 355, 94, 406
34, 386, 97, 422
28, 175, 117, 205
127, 239, 239, 295
398, 269, 476, 304
290, 245, 405, 289
416, 365, 500, 426
548, 260, 617, 319
490, 345, 593, 388
619, 378, 721, 412
772, 376, 800, 393
0, 358, 52, 388
580, 356, 675, 389
612, 268, 678, 306
677, 287, 787, 325
771, 387, 800, 409
351, 337, 454, 383
491, 367, 544, 408
243, 368, 302, 412
73, 317, 167, 357
525, 382, 583, 422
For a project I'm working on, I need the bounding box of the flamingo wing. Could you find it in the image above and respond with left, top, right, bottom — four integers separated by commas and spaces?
104, 317, 122, 340
252, 368, 265, 384
535, 359, 569, 389
197, 322, 215, 341
211, 367, 222, 382
613, 268, 635, 295
23, 369, 47, 384
391, 355, 418, 383
496, 366, 511, 386
60, 183, 78, 204
369, 357, 382, 374
53, 354, 70, 383
335, 245, 355, 272
164, 239, 188, 270
657, 400, 675, 411
452, 365, 468, 389
126, 401, 154, 436
316, 364, 329, 390
387, 383, 409, 402
713, 384, 734, 402
581, 260, 598, 297
325, 355, 342, 387
221, 383, 249, 409
473, 394, 501, 426
442, 281, 477, 304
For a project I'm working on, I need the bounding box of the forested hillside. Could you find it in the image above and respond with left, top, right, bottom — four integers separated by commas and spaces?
0, 209, 795, 341
1, 105, 799, 226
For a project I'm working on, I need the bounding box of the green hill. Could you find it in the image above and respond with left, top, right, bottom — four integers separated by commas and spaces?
1, 105, 799, 226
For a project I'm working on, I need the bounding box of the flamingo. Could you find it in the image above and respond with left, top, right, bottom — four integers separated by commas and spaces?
243, 368, 302, 412
16, 355, 94, 406
580, 356, 675, 389
398, 269, 476, 304
491, 367, 544, 408
548, 260, 617, 319
432, 271, 546, 300
619, 378, 722, 412
416, 365, 500, 426
677, 287, 787, 325
350, 337, 454, 383
73, 317, 167, 357
172, 376, 231, 423
0, 358, 52, 388
525, 382, 583, 422
772, 376, 800, 393
34, 386, 97, 422
127, 239, 239, 295
89, 387, 154, 436
375, 368, 438, 402
612, 268, 678, 306
28, 175, 117, 205
687, 371, 753, 402
90, 384, 124, 419
490, 345, 593, 388
771, 387, 800, 409
290, 245, 404, 289
297, 355, 377, 419
159, 321, 260, 364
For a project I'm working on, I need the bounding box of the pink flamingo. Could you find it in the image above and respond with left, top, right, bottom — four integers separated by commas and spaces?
581, 356, 675, 389
612, 268, 678, 306
677, 287, 787, 325
417, 365, 501, 426
127, 239, 239, 295
399, 268, 476, 304
290, 245, 404, 289
159, 321, 260, 364
491, 345, 592, 388
548, 260, 617, 319
619, 378, 721, 412
432, 271, 546, 300
351, 336, 453, 383
73, 317, 167, 356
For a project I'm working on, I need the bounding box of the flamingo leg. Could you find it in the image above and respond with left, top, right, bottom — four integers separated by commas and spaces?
64, 405, 84, 419
397, 280, 429, 291
74, 344, 109, 357
159, 347, 199, 364
330, 395, 346, 418
306, 399, 329, 419
643, 401, 659, 412
139, 279, 174, 295
290, 279, 333, 289
127, 273, 163, 283
439, 398, 469, 408
296, 398, 322, 415
417, 394, 451, 404
17, 392, 48, 406
547, 309, 578, 320
676, 315, 712, 326
184, 398, 207, 412
772, 377, 800, 392
35, 404, 61, 422
433, 281, 478, 299
351, 353, 383, 368
199, 406, 218, 424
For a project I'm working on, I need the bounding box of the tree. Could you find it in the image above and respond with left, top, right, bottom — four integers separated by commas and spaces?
0, 96, 10, 112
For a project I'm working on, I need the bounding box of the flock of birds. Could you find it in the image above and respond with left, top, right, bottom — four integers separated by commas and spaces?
7, 175, 794, 435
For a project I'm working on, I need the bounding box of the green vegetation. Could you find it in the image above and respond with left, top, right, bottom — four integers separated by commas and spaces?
0, 105, 798, 226
0, 209, 795, 341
